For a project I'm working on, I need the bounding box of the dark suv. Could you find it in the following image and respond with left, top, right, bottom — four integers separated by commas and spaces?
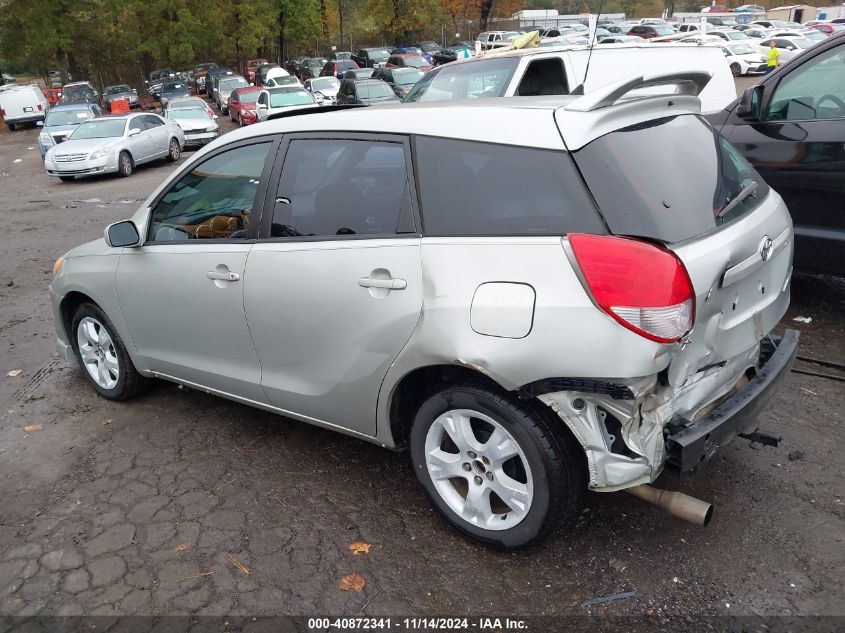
353, 48, 391, 68
706, 30, 845, 276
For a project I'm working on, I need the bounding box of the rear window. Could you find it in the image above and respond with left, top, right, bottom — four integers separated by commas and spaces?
572, 115, 770, 243
414, 137, 606, 236
405, 57, 518, 102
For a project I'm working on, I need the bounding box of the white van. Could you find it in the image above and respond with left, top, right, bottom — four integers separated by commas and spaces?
0, 85, 49, 130
405, 43, 737, 114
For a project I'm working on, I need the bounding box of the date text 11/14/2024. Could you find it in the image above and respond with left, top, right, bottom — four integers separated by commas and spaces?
307, 618, 528, 630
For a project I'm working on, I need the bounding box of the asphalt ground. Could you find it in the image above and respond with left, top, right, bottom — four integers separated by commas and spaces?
0, 83, 842, 630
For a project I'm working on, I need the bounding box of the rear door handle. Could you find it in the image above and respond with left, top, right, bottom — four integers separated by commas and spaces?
358, 277, 406, 290
207, 271, 240, 282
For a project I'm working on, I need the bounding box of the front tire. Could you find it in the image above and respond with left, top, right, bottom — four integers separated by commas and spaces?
409, 383, 585, 549
166, 138, 180, 162
730, 62, 742, 77
71, 303, 150, 401
118, 151, 134, 177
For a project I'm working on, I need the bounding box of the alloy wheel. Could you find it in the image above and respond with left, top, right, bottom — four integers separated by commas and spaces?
169, 140, 180, 160
424, 408, 533, 530
76, 317, 119, 390
120, 153, 132, 176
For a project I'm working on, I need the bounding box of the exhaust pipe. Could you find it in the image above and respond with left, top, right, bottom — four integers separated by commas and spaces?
626, 484, 714, 526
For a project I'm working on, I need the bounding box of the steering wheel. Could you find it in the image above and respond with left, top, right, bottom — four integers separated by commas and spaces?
817, 93, 845, 116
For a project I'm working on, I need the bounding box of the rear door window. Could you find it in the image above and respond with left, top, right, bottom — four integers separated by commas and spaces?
572, 114, 770, 243
414, 136, 605, 236
270, 138, 414, 238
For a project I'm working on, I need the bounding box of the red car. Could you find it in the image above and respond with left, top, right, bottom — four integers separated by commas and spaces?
385, 54, 433, 73
227, 86, 263, 126
811, 23, 845, 36
627, 25, 676, 39
245, 58, 269, 83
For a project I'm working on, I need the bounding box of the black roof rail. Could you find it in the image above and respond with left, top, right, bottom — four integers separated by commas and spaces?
266, 103, 366, 121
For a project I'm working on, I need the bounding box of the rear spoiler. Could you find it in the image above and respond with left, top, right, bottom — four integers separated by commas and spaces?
567, 71, 713, 112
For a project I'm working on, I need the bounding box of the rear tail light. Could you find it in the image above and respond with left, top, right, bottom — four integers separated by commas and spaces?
37, 103, 43, 111
0, 109, 5, 117
568, 234, 694, 343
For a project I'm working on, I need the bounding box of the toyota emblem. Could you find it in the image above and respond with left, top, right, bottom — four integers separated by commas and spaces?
759, 236, 773, 261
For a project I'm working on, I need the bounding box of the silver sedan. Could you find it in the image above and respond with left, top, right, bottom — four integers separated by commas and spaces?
44, 112, 185, 182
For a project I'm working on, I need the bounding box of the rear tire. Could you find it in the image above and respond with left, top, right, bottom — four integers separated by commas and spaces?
58, 176, 75, 182
71, 302, 150, 401
118, 151, 133, 177
409, 383, 585, 549
730, 62, 742, 77
7, 122, 15, 131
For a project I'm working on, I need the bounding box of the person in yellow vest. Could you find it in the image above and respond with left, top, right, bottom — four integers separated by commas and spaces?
767, 40, 780, 73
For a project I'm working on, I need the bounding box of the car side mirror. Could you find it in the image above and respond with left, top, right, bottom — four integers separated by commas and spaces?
737, 84, 763, 120
129, 128, 142, 136
104, 220, 141, 248
787, 46, 795, 50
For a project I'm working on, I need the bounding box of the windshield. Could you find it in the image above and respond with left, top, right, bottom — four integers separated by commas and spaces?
729, 43, 754, 54
394, 70, 423, 85
310, 77, 340, 91
792, 38, 813, 48
170, 98, 206, 109
357, 82, 395, 98
720, 18, 738, 25
405, 57, 518, 102
726, 31, 749, 39
220, 77, 248, 91
167, 109, 211, 121
573, 115, 769, 243
70, 119, 126, 140
162, 82, 187, 92
368, 49, 390, 59
106, 85, 131, 95
45, 109, 94, 126
63, 85, 93, 97
655, 26, 675, 35
403, 56, 428, 68
237, 91, 261, 103
269, 90, 315, 107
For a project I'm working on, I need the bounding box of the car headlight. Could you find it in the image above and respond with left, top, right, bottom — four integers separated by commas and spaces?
53, 257, 63, 276
39, 132, 52, 144
206, 126, 217, 133
90, 147, 110, 159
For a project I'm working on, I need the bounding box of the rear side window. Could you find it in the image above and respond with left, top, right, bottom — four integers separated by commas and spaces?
414, 137, 605, 236
573, 115, 770, 243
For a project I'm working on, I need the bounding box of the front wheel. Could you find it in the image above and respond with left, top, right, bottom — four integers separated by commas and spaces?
167, 138, 180, 162
730, 62, 742, 77
72, 303, 150, 401
118, 151, 134, 177
409, 383, 585, 549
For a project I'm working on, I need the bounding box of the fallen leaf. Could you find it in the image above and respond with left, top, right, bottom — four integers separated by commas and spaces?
174, 543, 190, 552
228, 554, 251, 575
176, 571, 214, 583
7, 370, 22, 377
348, 541, 370, 556
102, 419, 113, 426
24, 423, 43, 432
339, 573, 366, 592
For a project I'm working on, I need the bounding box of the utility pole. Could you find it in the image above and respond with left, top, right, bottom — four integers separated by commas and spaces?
278, 10, 285, 64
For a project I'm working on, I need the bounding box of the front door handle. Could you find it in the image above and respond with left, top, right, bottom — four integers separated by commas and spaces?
207, 270, 240, 282
358, 277, 406, 290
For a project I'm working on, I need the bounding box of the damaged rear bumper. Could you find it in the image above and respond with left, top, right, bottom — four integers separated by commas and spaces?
664, 329, 799, 472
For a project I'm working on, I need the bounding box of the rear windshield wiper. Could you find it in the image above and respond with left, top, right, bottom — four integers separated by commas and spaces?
717, 181, 758, 220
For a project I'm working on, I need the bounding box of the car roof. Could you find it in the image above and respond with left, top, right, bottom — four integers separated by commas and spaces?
63, 81, 94, 88
267, 86, 308, 92
235, 86, 263, 92
49, 102, 95, 111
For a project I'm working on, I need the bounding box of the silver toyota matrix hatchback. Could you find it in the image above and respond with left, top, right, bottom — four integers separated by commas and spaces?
50, 71, 798, 549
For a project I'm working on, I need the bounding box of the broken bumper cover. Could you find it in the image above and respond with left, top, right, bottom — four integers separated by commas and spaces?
665, 329, 799, 472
